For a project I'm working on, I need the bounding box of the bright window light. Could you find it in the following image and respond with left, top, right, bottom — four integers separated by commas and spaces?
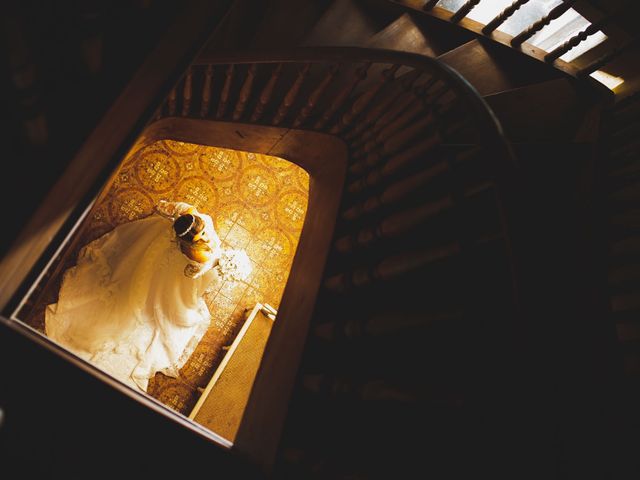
432, 1, 609, 64
590, 70, 625, 90
559, 31, 607, 62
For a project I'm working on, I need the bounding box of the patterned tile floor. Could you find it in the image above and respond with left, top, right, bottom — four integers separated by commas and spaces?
19, 139, 309, 419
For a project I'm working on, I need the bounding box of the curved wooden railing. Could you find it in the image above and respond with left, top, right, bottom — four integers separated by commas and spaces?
4, 45, 522, 477
148, 47, 523, 475
151, 46, 520, 312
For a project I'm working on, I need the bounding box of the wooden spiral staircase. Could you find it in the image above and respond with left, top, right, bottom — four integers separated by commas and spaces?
1, 0, 639, 478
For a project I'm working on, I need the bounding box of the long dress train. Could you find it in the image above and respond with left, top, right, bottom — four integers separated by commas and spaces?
45, 203, 221, 391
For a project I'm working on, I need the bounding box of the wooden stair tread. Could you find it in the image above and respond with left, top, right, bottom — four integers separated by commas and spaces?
380, 0, 476, 54
200, 0, 271, 51
301, 0, 382, 47
438, 39, 559, 96
364, 13, 436, 56
483, 79, 600, 142
250, 0, 334, 48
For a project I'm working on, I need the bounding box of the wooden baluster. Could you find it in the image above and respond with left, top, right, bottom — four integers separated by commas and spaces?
325, 242, 460, 293
381, 110, 437, 155
379, 195, 454, 237
314, 62, 371, 130
511, 0, 577, 48
450, 0, 482, 24
345, 69, 423, 142
331, 64, 400, 134
356, 111, 437, 173
351, 92, 416, 150
302, 374, 420, 404
153, 105, 163, 121
335, 196, 454, 253
352, 76, 439, 149
314, 308, 463, 341
544, 12, 617, 62
423, 0, 440, 10
352, 121, 473, 196
293, 64, 339, 128
200, 64, 213, 117
482, 0, 530, 35
348, 130, 443, 195
216, 64, 234, 119
273, 63, 311, 126
577, 37, 638, 77
250, 63, 283, 123
344, 161, 449, 220
181, 67, 193, 116
375, 242, 460, 281
353, 101, 427, 160
232, 63, 257, 121
167, 87, 177, 116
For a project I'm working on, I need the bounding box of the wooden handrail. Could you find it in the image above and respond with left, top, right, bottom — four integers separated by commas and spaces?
191, 46, 515, 171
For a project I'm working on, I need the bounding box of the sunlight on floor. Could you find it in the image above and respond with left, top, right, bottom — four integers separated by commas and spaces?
16, 139, 310, 417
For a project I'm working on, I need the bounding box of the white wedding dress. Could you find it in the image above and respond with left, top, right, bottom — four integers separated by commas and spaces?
45, 201, 221, 392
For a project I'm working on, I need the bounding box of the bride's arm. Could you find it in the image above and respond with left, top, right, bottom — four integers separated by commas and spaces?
184, 253, 219, 279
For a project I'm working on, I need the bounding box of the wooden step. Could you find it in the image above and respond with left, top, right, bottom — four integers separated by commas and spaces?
617, 322, 640, 343
609, 263, 640, 287
437, 38, 559, 96
609, 158, 640, 179
200, 0, 271, 51
483, 79, 598, 142
612, 96, 640, 126
250, 0, 334, 48
611, 291, 640, 313
611, 236, 640, 258
364, 12, 436, 56
610, 182, 640, 204
379, 0, 476, 54
300, 0, 383, 47
611, 308, 640, 324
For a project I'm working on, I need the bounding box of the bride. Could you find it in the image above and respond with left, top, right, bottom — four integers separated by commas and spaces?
45, 200, 250, 392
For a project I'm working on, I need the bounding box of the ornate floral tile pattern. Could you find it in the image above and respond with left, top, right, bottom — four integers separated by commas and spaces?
20, 139, 309, 418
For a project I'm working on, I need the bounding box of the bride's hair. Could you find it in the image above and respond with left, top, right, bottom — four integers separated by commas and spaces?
173, 213, 205, 242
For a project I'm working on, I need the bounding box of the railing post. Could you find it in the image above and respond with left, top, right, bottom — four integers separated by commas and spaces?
450, 0, 482, 24
273, 63, 311, 126
482, 0, 530, 35
216, 64, 234, 119
423, 0, 440, 11
250, 63, 283, 123
293, 64, 339, 128
511, 0, 577, 48
232, 63, 258, 121
200, 65, 213, 117
544, 13, 616, 63
181, 67, 193, 116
